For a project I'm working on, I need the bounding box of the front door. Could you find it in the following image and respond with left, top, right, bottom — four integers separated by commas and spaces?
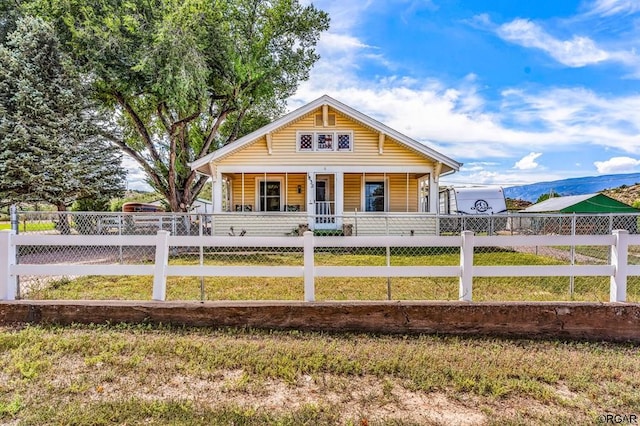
314, 174, 336, 229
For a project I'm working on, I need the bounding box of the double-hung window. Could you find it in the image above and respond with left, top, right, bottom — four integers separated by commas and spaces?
365, 181, 385, 212
257, 180, 282, 211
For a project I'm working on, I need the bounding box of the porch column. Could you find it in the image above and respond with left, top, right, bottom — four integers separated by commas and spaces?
428, 173, 439, 213
306, 172, 315, 230
213, 170, 223, 213
335, 172, 344, 227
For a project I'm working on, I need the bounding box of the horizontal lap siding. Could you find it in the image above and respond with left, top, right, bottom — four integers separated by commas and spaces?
211, 215, 436, 236
344, 174, 362, 212
211, 215, 308, 236
342, 216, 437, 236
286, 174, 307, 211
389, 174, 418, 212
217, 108, 431, 167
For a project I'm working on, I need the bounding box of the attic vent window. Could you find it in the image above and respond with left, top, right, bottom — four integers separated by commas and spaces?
315, 113, 336, 126
317, 133, 333, 150
297, 131, 353, 152
337, 133, 351, 151
299, 133, 313, 150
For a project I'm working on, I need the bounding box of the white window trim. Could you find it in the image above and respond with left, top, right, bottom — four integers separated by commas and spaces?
336, 132, 353, 152
254, 177, 285, 212
222, 177, 233, 212
419, 176, 430, 213
296, 131, 314, 152
361, 177, 389, 213
296, 131, 353, 153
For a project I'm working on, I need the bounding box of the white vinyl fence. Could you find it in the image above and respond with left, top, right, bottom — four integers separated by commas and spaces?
1, 229, 638, 303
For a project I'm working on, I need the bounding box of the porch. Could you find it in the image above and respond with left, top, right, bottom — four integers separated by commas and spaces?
211, 171, 441, 232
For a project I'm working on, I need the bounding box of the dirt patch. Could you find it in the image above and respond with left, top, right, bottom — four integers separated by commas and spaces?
51, 356, 487, 424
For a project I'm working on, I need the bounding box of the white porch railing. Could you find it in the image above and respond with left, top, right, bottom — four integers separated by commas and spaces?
1, 229, 638, 303
315, 201, 335, 224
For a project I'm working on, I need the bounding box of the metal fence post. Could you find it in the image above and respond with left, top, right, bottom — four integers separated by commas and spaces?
303, 230, 315, 302
610, 229, 628, 303
459, 230, 474, 302
10, 205, 18, 234
0, 230, 17, 301
153, 230, 170, 301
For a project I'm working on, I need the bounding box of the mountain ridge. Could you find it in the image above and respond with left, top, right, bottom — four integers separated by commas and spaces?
503, 173, 640, 202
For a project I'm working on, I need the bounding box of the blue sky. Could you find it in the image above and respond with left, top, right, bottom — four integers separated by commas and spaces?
288, 0, 640, 187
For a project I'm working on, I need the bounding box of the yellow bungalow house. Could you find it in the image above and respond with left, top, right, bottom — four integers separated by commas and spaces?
190, 95, 461, 235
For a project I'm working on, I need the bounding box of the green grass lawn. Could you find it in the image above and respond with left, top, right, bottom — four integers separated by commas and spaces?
25, 248, 640, 302
0, 221, 55, 232
0, 324, 638, 425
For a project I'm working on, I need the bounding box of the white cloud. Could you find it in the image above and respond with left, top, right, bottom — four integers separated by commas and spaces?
585, 0, 640, 17
494, 16, 640, 73
467, 13, 493, 29
514, 153, 543, 170
497, 19, 610, 67
501, 88, 640, 154
594, 156, 640, 173
441, 168, 570, 187
122, 156, 152, 191
320, 33, 373, 52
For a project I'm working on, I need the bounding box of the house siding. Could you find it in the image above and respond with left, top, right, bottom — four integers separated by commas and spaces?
344, 174, 362, 212
389, 174, 418, 212
216, 107, 433, 168
227, 173, 307, 212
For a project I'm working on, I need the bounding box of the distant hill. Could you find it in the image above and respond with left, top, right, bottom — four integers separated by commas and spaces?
603, 184, 640, 207
504, 173, 640, 202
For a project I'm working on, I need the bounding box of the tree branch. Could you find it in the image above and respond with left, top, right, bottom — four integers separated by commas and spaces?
167, 134, 178, 211
156, 103, 172, 134
198, 108, 232, 158
226, 107, 247, 144
112, 91, 164, 168
99, 130, 168, 195
189, 174, 210, 206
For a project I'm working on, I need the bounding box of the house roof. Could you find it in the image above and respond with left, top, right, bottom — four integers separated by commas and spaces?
190, 94, 462, 174
521, 193, 639, 213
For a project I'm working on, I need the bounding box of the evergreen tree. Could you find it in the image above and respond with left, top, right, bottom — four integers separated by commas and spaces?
0, 0, 20, 43
0, 17, 126, 231
536, 190, 561, 204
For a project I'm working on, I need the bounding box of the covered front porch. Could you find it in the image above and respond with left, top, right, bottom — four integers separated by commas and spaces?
209, 168, 442, 234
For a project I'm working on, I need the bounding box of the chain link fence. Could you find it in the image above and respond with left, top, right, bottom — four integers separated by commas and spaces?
6, 210, 640, 303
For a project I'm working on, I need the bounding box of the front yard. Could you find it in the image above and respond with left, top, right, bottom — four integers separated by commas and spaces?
23, 249, 640, 302
0, 324, 638, 425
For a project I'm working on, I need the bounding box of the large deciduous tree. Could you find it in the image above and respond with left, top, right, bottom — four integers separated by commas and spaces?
0, 16, 126, 217
29, 0, 329, 211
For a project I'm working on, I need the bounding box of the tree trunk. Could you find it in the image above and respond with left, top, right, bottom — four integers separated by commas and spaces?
55, 203, 71, 235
